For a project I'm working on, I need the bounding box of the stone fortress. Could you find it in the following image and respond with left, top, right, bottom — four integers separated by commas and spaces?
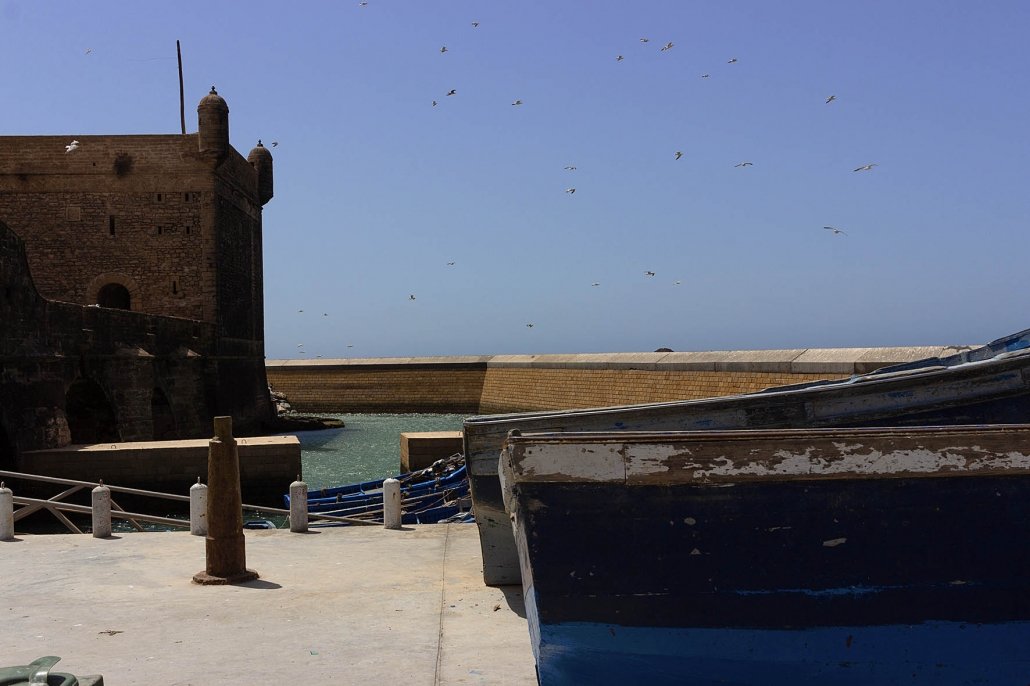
0, 88, 275, 471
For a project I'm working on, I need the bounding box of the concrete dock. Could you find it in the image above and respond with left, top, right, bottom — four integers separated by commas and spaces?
0, 524, 537, 685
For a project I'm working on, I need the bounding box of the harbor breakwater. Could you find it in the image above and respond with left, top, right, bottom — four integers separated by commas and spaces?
266, 345, 963, 414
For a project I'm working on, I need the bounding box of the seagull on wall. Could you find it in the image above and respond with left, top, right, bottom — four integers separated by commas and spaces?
853, 163, 878, 172
823, 226, 848, 236
65, 140, 80, 153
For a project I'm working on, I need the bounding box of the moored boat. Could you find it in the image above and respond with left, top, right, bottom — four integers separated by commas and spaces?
500, 425, 1030, 685
466, 327, 1030, 584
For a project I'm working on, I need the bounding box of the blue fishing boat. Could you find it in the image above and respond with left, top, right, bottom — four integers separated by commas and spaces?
285, 454, 471, 524
467, 326, 1030, 584
500, 425, 1030, 685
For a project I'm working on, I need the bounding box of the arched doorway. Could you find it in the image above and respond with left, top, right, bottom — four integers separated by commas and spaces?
66, 379, 120, 444
151, 388, 177, 440
97, 283, 131, 310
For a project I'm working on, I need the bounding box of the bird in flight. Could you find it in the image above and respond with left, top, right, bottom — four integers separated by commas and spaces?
323, 313, 328, 317
616, 55, 624, 62
640, 37, 650, 43
734, 161, 753, 167
432, 100, 438, 107
471, 21, 479, 27
447, 261, 455, 266
826, 95, 837, 104
446, 89, 456, 96
674, 280, 682, 285
675, 151, 683, 160
660, 42, 674, 52
440, 46, 448, 53
564, 165, 577, 171
359, 1, 367, 6
65, 140, 80, 153
645, 271, 656, 277
823, 226, 847, 236
727, 57, 738, 64
409, 294, 416, 300
853, 163, 877, 172
298, 309, 304, 313
565, 188, 576, 194
512, 99, 523, 106
526, 323, 534, 328
591, 282, 600, 287
347, 344, 354, 348
701, 73, 710, 79
84, 48, 93, 55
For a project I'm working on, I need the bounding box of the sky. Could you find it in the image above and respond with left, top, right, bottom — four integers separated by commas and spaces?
3, 1, 1030, 359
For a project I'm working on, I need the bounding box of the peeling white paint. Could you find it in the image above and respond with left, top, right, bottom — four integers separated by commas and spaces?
517, 444, 625, 481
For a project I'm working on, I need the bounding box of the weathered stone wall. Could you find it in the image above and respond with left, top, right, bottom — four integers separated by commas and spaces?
266, 344, 955, 415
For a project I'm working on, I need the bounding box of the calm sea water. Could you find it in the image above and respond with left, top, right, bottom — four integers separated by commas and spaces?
287, 412, 467, 490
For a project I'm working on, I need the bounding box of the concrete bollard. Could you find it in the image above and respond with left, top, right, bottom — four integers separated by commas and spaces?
383, 478, 402, 530
289, 477, 308, 533
193, 416, 258, 585
190, 478, 208, 536
0, 482, 13, 541
92, 480, 112, 538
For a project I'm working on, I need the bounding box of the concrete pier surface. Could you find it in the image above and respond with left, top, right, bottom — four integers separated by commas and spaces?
0, 524, 536, 685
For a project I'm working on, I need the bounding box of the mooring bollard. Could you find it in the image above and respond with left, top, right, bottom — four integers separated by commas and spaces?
289, 476, 308, 533
383, 477, 402, 530
193, 416, 258, 584
91, 480, 112, 538
190, 477, 208, 536
0, 482, 13, 541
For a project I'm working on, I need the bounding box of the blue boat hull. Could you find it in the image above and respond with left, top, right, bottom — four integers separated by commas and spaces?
532, 619, 1030, 685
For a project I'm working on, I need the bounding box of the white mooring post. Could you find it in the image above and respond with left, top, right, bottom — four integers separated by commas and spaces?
289, 477, 308, 533
0, 482, 14, 541
91, 480, 112, 538
189, 478, 208, 536
383, 478, 402, 530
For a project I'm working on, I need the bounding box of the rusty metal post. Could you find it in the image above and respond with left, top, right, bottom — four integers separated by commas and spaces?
193, 417, 258, 584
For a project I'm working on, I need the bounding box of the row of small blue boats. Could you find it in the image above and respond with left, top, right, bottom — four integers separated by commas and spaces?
283, 454, 472, 525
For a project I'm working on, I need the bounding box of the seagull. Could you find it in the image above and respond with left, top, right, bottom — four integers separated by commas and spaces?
446, 89, 456, 96
359, 1, 367, 6
616, 55, 624, 62
84, 48, 93, 55
65, 140, 80, 153
564, 165, 577, 171
347, 344, 354, 348
565, 188, 576, 194
734, 161, 753, 167
674, 280, 682, 285
660, 42, 674, 52
826, 95, 836, 104
853, 163, 877, 172
701, 73, 710, 78
471, 21, 479, 27
297, 343, 304, 347
727, 58, 738, 64
640, 37, 650, 43
271, 141, 279, 147
511, 99, 523, 106
823, 226, 848, 236
409, 294, 416, 300
675, 151, 683, 160
432, 100, 438, 107
447, 261, 455, 266
645, 271, 656, 277
323, 313, 328, 317
591, 282, 600, 287
440, 46, 448, 53
298, 309, 304, 313
526, 323, 534, 328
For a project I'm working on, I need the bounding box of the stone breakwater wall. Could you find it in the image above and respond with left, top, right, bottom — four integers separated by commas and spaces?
266, 345, 961, 415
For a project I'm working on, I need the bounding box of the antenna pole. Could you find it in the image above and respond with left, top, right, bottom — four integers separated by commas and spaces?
177, 40, 186, 135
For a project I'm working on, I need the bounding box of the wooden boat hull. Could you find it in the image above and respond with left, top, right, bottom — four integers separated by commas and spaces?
501, 426, 1030, 685
467, 328, 1030, 584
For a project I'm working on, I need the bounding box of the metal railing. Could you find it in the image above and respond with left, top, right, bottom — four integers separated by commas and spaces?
0, 469, 379, 534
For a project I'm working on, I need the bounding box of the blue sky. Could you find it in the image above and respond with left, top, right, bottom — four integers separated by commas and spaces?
4, 1, 1030, 359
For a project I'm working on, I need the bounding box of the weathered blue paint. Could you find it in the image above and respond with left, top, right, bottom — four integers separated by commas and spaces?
532, 619, 1030, 685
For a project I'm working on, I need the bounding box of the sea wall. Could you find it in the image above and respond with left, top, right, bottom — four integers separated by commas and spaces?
266, 345, 959, 414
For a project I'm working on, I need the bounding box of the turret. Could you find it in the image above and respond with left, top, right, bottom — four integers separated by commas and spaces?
197, 86, 229, 162
247, 140, 274, 205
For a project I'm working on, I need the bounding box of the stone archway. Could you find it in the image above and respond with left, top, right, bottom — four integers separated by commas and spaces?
151, 387, 177, 440
66, 378, 120, 444
88, 272, 142, 312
